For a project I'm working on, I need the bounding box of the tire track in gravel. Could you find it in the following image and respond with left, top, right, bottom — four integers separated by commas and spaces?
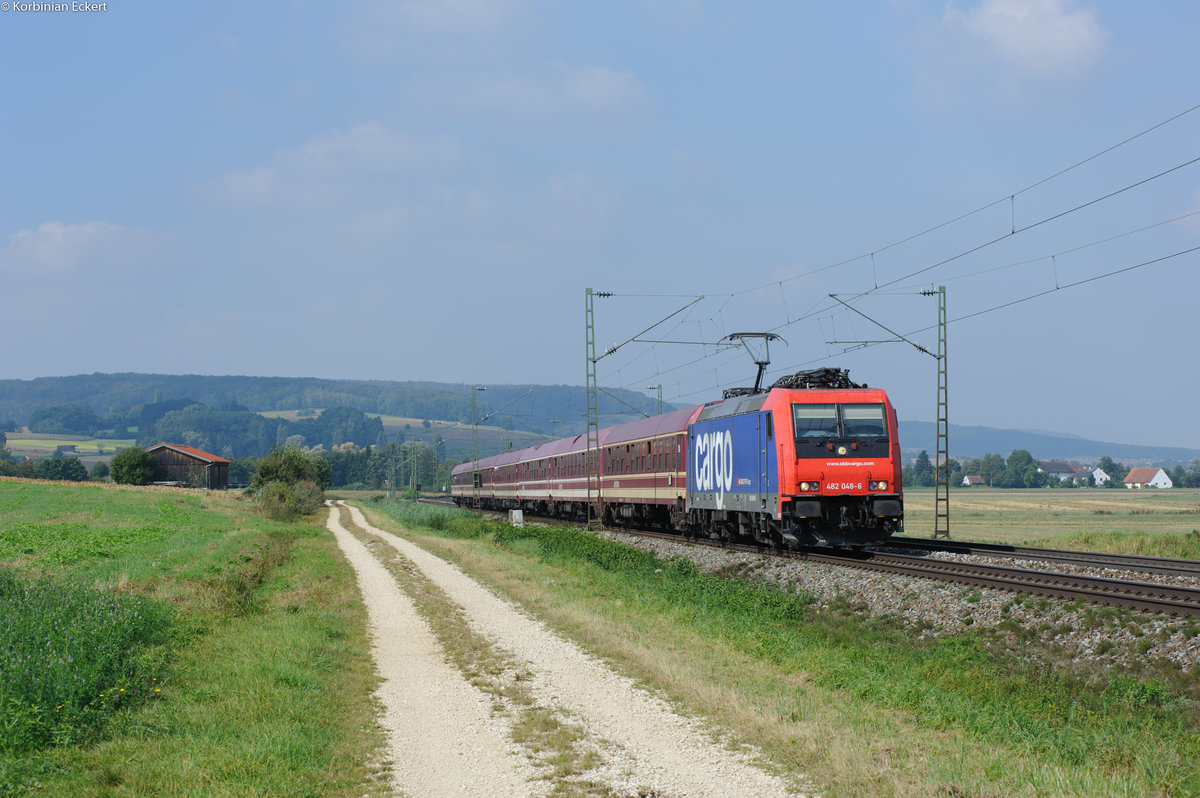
324, 504, 543, 798
342, 502, 807, 798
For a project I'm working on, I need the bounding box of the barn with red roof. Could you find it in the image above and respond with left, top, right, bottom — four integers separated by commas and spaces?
144, 443, 230, 489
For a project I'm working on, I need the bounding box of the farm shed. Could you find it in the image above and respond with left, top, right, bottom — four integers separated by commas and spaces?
145, 443, 230, 489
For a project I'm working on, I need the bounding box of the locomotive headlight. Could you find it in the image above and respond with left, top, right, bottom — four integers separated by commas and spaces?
869, 480, 888, 491
799, 481, 813, 492
836, 445, 848, 456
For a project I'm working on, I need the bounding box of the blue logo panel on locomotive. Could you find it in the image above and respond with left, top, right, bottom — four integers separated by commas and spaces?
687, 410, 779, 517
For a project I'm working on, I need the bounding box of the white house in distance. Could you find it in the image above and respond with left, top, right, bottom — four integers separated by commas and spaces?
1124, 467, 1174, 489
1091, 467, 1111, 487
1037, 461, 1078, 481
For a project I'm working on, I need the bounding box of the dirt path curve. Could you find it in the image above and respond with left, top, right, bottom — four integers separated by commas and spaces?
325, 505, 543, 797
341, 503, 806, 798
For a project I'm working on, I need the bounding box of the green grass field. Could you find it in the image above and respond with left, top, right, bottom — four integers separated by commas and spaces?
0, 479, 386, 797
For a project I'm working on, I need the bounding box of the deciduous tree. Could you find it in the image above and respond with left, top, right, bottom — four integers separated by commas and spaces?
979, 453, 1006, 486
1097, 456, 1128, 487
36, 455, 88, 482
111, 447, 154, 485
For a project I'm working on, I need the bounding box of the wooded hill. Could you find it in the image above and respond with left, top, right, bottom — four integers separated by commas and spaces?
0, 373, 669, 441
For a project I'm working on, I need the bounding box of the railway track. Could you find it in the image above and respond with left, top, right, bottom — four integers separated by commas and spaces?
795, 546, 1200, 618
887, 536, 1200, 578
619, 529, 1200, 619
425, 500, 1200, 618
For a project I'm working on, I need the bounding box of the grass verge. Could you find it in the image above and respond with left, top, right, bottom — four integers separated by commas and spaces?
0, 481, 386, 797
0, 569, 170, 752
366, 499, 1200, 798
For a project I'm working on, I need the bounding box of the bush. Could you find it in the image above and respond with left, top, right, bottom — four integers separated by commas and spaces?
291, 480, 325, 515
110, 448, 154, 485
252, 447, 327, 519
253, 446, 323, 490
256, 481, 298, 521
254, 479, 325, 521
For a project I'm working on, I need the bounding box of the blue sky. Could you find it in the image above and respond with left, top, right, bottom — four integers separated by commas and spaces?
2, 1, 1198, 449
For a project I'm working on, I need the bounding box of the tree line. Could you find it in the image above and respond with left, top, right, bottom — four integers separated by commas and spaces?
903, 450, 1200, 488
0, 374, 486, 427
9, 400, 387, 458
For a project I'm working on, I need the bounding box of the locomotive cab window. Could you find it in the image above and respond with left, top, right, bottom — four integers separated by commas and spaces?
842, 404, 886, 438
793, 402, 889, 455
792, 404, 838, 438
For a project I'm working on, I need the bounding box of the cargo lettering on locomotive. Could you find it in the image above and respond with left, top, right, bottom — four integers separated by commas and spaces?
694, 429, 733, 507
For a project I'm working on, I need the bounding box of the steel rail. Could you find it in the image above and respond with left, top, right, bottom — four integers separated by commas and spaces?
617, 529, 1200, 618
784, 548, 1200, 618
886, 536, 1200, 577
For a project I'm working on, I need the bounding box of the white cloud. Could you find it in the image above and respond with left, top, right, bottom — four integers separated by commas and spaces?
560, 64, 646, 111
388, 0, 524, 33
211, 124, 459, 205
942, 0, 1109, 79
213, 166, 282, 204
209, 32, 239, 53
641, 0, 710, 30
539, 172, 618, 241
347, 202, 416, 237
338, 0, 531, 63
0, 221, 165, 275
464, 63, 646, 115
288, 123, 457, 172
667, 147, 712, 184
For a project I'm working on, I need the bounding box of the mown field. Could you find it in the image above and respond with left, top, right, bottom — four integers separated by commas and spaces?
0, 479, 386, 797
904, 487, 1200, 552
5, 434, 134, 458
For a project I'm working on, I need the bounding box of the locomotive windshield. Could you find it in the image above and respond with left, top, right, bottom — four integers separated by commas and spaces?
792, 403, 888, 452
841, 404, 886, 437
792, 404, 838, 438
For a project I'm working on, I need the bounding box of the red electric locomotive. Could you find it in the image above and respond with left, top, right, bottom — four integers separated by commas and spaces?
451, 369, 902, 547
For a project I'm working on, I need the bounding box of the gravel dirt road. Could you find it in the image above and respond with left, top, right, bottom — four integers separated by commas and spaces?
327, 502, 806, 797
